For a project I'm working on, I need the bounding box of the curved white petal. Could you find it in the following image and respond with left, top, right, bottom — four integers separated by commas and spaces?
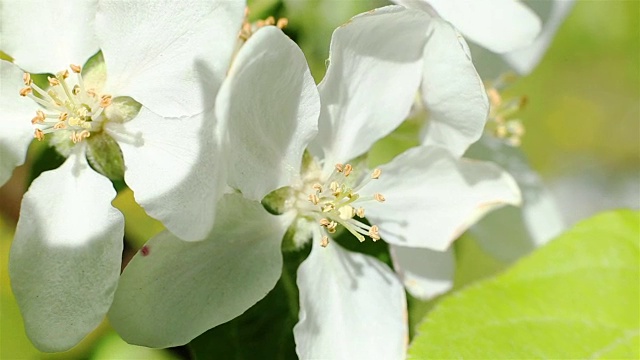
294, 241, 407, 360
0, 0, 99, 74
0, 60, 35, 186
111, 107, 222, 241
420, 19, 489, 157
504, 0, 577, 74
9, 151, 124, 352
218, 27, 320, 201
466, 135, 565, 262
108, 194, 290, 348
96, 0, 244, 117
364, 146, 521, 251
398, 0, 542, 54
390, 245, 455, 300
311, 6, 429, 165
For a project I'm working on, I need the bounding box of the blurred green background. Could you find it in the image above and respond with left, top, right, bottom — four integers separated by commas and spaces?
1, 0, 638, 358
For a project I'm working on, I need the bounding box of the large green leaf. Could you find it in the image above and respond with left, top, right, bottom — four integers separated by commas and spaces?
409, 210, 639, 359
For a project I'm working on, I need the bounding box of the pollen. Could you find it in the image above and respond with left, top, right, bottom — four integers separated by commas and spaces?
21, 65, 112, 143
299, 163, 386, 247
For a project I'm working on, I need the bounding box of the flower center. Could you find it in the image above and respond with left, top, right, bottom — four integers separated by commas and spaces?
20, 64, 112, 144
296, 161, 385, 248
485, 75, 527, 147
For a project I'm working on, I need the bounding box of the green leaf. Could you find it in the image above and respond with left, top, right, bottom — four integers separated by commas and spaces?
409, 210, 640, 359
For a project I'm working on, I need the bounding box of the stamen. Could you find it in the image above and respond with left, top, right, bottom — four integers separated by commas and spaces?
19, 87, 32, 97
70, 64, 82, 73
276, 18, 288, 29
371, 168, 381, 179
374, 193, 385, 202
100, 94, 112, 108
23, 73, 31, 86
34, 129, 44, 141
48, 76, 60, 86
320, 236, 329, 247
343, 163, 353, 177
368, 225, 380, 241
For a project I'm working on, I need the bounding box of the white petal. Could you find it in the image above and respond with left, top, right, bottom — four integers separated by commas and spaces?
0, 0, 99, 74
9, 151, 124, 352
390, 245, 455, 300
503, 0, 577, 74
311, 6, 429, 165
365, 146, 522, 251
0, 60, 35, 186
420, 19, 489, 157
95, 0, 244, 117
294, 241, 407, 360
108, 194, 290, 348
111, 107, 222, 241
466, 135, 566, 261
405, 0, 542, 53
217, 27, 320, 201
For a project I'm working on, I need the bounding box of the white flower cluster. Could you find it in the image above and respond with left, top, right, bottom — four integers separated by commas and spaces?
0, 0, 571, 356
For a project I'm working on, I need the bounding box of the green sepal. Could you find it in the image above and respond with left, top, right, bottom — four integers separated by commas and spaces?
86, 132, 126, 181
261, 186, 294, 216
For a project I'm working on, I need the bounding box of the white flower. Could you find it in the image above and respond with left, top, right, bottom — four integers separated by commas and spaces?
393, 0, 576, 74
1, 0, 244, 351
108, 6, 521, 357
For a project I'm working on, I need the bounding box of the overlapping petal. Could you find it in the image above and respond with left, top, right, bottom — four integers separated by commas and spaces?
95, 0, 244, 117
466, 135, 565, 261
395, 0, 541, 54
0, 0, 100, 74
311, 6, 429, 166
364, 146, 521, 251
420, 19, 489, 157
294, 241, 407, 359
108, 194, 290, 348
111, 107, 221, 241
390, 245, 455, 300
504, 0, 577, 74
218, 27, 320, 201
9, 150, 124, 352
0, 60, 36, 186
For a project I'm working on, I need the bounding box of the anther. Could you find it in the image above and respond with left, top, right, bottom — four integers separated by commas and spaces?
48, 76, 60, 86
320, 236, 329, 247
70, 64, 82, 73
100, 94, 112, 108
308, 194, 319, 205
34, 129, 44, 141
368, 225, 380, 241
54, 121, 67, 129
374, 193, 385, 202
312, 183, 323, 193
343, 164, 353, 177
356, 207, 365, 218
276, 18, 288, 29
59, 112, 68, 121
322, 203, 335, 212
58, 70, 69, 79
335, 163, 344, 172
31, 110, 45, 124
371, 168, 382, 179
19, 87, 32, 97
23, 73, 32, 86
265, 16, 275, 26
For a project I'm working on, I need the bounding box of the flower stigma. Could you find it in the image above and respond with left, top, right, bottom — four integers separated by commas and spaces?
20, 64, 112, 144
296, 161, 385, 248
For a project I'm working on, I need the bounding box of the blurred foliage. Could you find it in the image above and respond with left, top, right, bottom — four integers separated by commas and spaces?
0, 0, 638, 358
409, 210, 640, 359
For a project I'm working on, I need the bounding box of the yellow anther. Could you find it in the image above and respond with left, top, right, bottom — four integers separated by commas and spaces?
59, 112, 68, 121
70, 64, 82, 73
343, 164, 353, 177
369, 225, 380, 241
31, 110, 45, 124
322, 203, 335, 212
19, 87, 32, 97
23, 72, 32, 85
276, 18, 288, 29
320, 236, 329, 247
71, 129, 90, 143
330, 181, 339, 193
34, 129, 44, 141
265, 16, 275, 26
87, 89, 97, 97
312, 183, 323, 193
374, 193, 385, 203
356, 207, 365, 218
54, 121, 67, 129
308, 194, 319, 205
100, 94, 112, 108
72, 85, 81, 95
58, 69, 70, 79
48, 76, 60, 86
335, 163, 344, 172
371, 168, 382, 179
